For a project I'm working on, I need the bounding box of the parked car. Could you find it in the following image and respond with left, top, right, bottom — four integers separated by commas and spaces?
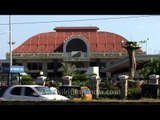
2, 85, 69, 101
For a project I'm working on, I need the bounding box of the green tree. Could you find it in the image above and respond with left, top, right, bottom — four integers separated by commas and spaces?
73, 70, 88, 81
139, 58, 160, 78
21, 74, 35, 85
123, 41, 141, 79
61, 62, 76, 76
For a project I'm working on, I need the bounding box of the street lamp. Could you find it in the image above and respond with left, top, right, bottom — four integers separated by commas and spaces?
8, 15, 13, 86
121, 40, 125, 53
9, 15, 12, 67
0, 16, 15, 86
146, 38, 149, 54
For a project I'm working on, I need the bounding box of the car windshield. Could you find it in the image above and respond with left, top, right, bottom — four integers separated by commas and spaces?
35, 87, 54, 95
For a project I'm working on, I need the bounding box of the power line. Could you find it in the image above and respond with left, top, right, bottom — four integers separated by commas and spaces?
0, 15, 154, 26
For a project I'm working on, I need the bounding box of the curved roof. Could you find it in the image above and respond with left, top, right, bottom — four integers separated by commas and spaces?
13, 26, 128, 53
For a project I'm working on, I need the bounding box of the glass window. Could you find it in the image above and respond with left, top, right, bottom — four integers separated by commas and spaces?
27, 63, 42, 70
24, 87, 36, 96
32, 63, 38, 70
11, 87, 22, 95
35, 87, 53, 95
47, 63, 54, 70
66, 38, 87, 52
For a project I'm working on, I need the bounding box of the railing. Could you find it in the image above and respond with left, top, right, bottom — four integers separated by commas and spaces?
8, 51, 144, 60
63, 57, 90, 61
6, 53, 63, 59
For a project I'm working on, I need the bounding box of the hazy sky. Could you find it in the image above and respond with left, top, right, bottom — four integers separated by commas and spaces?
0, 15, 160, 59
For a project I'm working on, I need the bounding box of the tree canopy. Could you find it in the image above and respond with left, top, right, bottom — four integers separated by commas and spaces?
139, 58, 160, 78
61, 62, 76, 76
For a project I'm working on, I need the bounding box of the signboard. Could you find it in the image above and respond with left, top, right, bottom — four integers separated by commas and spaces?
2, 65, 24, 73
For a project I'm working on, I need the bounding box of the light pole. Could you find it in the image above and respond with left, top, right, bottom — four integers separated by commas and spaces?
121, 40, 125, 53
9, 15, 12, 67
8, 15, 13, 86
146, 38, 149, 54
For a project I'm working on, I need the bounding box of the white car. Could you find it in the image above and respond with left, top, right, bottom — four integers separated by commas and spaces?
2, 85, 69, 101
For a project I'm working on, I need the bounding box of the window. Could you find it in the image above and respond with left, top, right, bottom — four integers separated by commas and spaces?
35, 87, 53, 95
24, 87, 36, 96
66, 38, 87, 52
11, 87, 22, 95
47, 63, 54, 70
71, 51, 82, 57
27, 63, 42, 70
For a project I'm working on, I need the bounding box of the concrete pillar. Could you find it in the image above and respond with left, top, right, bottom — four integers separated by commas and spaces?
23, 62, 28, 72
106, 62, 111, 79
42, 61, 47, 77
90, 75, 101, 99
118, 75, 129, 99
62, 76, 72, 86
106, 72, 111, 79
84, 62, 90, 68
149, 74, 159, 84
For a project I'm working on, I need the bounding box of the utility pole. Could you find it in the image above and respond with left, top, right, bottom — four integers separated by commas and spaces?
8, 15, 12, 86
9, 15, 12, 66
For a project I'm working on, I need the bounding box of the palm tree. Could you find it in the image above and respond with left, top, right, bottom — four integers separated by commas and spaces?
123, 41, 141, 79
61, 62, 76, 85
61, 62, 76, 76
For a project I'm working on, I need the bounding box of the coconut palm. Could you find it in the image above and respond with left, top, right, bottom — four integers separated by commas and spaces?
61, 62, 76, 85
61, 62, 76, 76
123, 41, 141, 79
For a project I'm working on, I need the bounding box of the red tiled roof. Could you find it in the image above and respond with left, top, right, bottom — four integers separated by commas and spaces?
54, 26, 99, 31
13, 27, 131, 53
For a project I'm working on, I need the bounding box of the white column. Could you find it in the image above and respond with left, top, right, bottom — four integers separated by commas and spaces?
118, 75, 129, 99
149, 74, 159, 84
90, 75, 101, 99
62, 76, 72, 86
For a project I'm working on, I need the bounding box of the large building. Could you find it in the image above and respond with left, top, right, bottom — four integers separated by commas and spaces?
6, 26, 144, 79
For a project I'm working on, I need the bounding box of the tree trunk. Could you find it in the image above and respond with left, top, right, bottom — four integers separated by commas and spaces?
128, 49, 136, 79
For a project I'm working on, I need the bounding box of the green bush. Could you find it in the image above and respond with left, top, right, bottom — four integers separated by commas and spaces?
99, 81, 119, 90
99, 81, 121, 99
128, 80, 135, 88
127, 87, 141, 99
21, 74, 35, 85
72, 71, 88, 81
72, 80, 81, 86
72, 80, 90, 87
46, 80, 62, 88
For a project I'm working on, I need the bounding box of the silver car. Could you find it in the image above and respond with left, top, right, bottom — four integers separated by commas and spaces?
2, 85, 69, 101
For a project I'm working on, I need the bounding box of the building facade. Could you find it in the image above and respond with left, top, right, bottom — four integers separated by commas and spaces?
6, 26, 144, 79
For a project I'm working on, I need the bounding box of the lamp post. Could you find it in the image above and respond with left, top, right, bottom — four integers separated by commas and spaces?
0, 16, 15, 86
8, 15, 14, 86
121, 40, 125, 53
146, 38, 149, 54
9, 15, 12, 67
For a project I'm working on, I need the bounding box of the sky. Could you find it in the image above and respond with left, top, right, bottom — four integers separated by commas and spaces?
0, 15, 160, 59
